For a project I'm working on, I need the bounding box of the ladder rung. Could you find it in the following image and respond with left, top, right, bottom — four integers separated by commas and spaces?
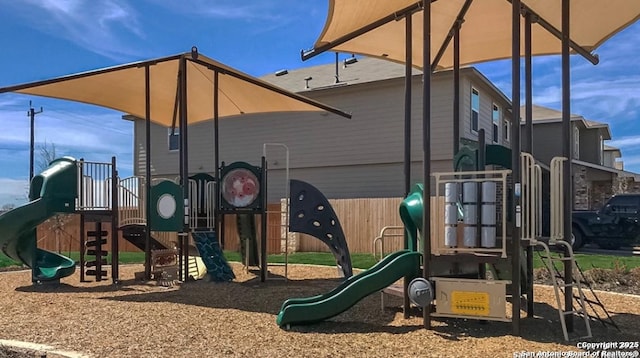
562, 309, 585, 315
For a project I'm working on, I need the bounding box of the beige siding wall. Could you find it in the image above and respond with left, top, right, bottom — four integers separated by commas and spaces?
530, 122, 562, 165
580, 129, 600, 164
133, 69, 507, 200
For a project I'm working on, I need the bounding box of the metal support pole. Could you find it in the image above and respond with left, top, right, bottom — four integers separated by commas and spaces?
144, 65, 152, 280
422, 0, 432, 330
214, 71, 221, 245
403, 11, 413, 320
28, 102, 43, 181
561, 0, 574, 333
260, 156, 268, 282
111, 156, 119, 284
511, 0, 522, 336
524, 13, 533, 154
524, 11, 535, 318
180, 56, 190, 282
453, 24, 461, 158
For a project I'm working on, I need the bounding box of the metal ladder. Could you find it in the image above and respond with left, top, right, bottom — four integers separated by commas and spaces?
535, 239, 592, 341
263, 143, 290, 281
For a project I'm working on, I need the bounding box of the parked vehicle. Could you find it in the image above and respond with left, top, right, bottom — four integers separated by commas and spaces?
572, 194, 640, 250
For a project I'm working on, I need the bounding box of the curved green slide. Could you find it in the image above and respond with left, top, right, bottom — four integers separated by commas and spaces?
276, 250, 421, 327
0, 157, 78, 282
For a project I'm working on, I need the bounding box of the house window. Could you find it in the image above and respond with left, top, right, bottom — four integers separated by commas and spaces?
503, 117, 510, 142
573, 125, 580, 159
492, 103, 500, 142
471, 87, 479, 133
168, 127, 180, 151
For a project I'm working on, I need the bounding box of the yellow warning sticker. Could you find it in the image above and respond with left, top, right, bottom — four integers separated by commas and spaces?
451, 291, 490, 316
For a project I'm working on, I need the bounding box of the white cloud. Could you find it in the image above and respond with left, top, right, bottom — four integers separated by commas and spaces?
0, 0, 144, 61
0, 178, 28, 207
609, 135, 640, 149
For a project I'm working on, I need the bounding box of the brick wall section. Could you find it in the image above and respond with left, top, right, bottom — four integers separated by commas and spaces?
572, 163, 640, 211
573, 164, 590, 210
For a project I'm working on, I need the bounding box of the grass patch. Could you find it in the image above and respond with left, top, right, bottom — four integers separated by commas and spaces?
2, 250, 640, 272
532, 252, 640, 271
224, 251, 378, 270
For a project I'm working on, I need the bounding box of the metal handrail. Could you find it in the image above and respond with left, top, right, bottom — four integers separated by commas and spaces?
372, 226, 404, 260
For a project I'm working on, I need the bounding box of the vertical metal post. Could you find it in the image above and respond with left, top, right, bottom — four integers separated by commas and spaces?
422, 0, 432, 330
214, 71, 221, 246
524, 11, 535, 318
78, 158, 86, 282
511, 0, 522, 336
144, 65, 152, 280
180, 56, 190, 282
524, 13, 533, 154
334, 52, 340, 83
111, 156, 119, 284
261, 157, 268, 282
453, 22, 461, 158
28, 102, 43, 181
403, 11, 413, 320
561, 0, 574, 333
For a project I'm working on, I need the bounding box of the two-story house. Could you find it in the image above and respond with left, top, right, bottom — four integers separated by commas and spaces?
129, 57, 513, 202
522, 104, 637, 210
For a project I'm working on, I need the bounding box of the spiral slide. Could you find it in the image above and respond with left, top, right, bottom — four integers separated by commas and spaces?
0, 158, 78, 282
276, 250, 421, 327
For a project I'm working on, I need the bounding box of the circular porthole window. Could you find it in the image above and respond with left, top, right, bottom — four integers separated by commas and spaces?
221, 168, 260, 208
157, 193, 177, 219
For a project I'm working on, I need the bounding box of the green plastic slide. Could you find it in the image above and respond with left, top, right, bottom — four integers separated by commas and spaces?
0, 157, 78, 282
276, 250, 421, 327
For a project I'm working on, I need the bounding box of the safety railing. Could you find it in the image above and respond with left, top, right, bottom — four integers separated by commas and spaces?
118, 176, 145, 226
521, 153, 543, 240
550, 157, 567, 243
372, 226, 404, 260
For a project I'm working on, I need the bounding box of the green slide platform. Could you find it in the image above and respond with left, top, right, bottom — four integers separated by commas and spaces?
0, 157, 78, 282
276, 250, 421, 327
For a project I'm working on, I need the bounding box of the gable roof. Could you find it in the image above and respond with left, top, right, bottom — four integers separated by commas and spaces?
261, 56, 511, 104
520, 104, 612, 139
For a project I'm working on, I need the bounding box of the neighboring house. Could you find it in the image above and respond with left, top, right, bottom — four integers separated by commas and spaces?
128, 57, 512, 202
521, 104, 639, 210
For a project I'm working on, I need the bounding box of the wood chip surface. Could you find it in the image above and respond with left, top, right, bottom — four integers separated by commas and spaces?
0, 264, 638, 357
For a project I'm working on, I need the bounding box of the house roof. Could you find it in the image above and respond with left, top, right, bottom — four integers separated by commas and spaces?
520, 104, 612, 140
261, 56, 511, 104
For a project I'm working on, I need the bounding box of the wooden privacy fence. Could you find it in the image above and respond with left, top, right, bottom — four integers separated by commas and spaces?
36, 200, 444, 255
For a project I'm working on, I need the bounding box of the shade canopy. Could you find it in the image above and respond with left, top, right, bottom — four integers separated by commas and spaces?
0, 52, 351, 127
305, 0, 640, 69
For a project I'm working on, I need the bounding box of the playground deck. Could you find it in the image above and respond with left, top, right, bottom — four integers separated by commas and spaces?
0, 264, 639, 357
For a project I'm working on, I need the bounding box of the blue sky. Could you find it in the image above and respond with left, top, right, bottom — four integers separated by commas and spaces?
0, 1, 639, 207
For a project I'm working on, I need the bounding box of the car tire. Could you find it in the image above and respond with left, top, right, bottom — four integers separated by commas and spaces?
571, 227, 584, 250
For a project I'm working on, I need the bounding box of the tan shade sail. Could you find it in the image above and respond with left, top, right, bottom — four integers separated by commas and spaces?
310, 0, 640, 70
0, 53, 351, 127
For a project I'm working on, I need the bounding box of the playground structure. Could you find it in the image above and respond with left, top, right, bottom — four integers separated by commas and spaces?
277, 147, 617, 339
0, 0, 636, 343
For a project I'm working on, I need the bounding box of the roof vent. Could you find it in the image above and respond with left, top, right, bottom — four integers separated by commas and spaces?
275, 69, 288, 76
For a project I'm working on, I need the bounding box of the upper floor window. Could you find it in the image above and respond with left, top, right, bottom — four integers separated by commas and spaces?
503, 117, 510, 142
492, 103, 500, 142
573, 125, 580, 159
471, 87, 479, 133
168, 127, 180, 151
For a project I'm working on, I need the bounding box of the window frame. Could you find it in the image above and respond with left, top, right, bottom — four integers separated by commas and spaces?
168, 127, 180, 152
471, 87, 480, 133
492, 103, 500, 143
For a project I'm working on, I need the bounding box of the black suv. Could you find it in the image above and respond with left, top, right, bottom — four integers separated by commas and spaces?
572, 194, 640, 250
